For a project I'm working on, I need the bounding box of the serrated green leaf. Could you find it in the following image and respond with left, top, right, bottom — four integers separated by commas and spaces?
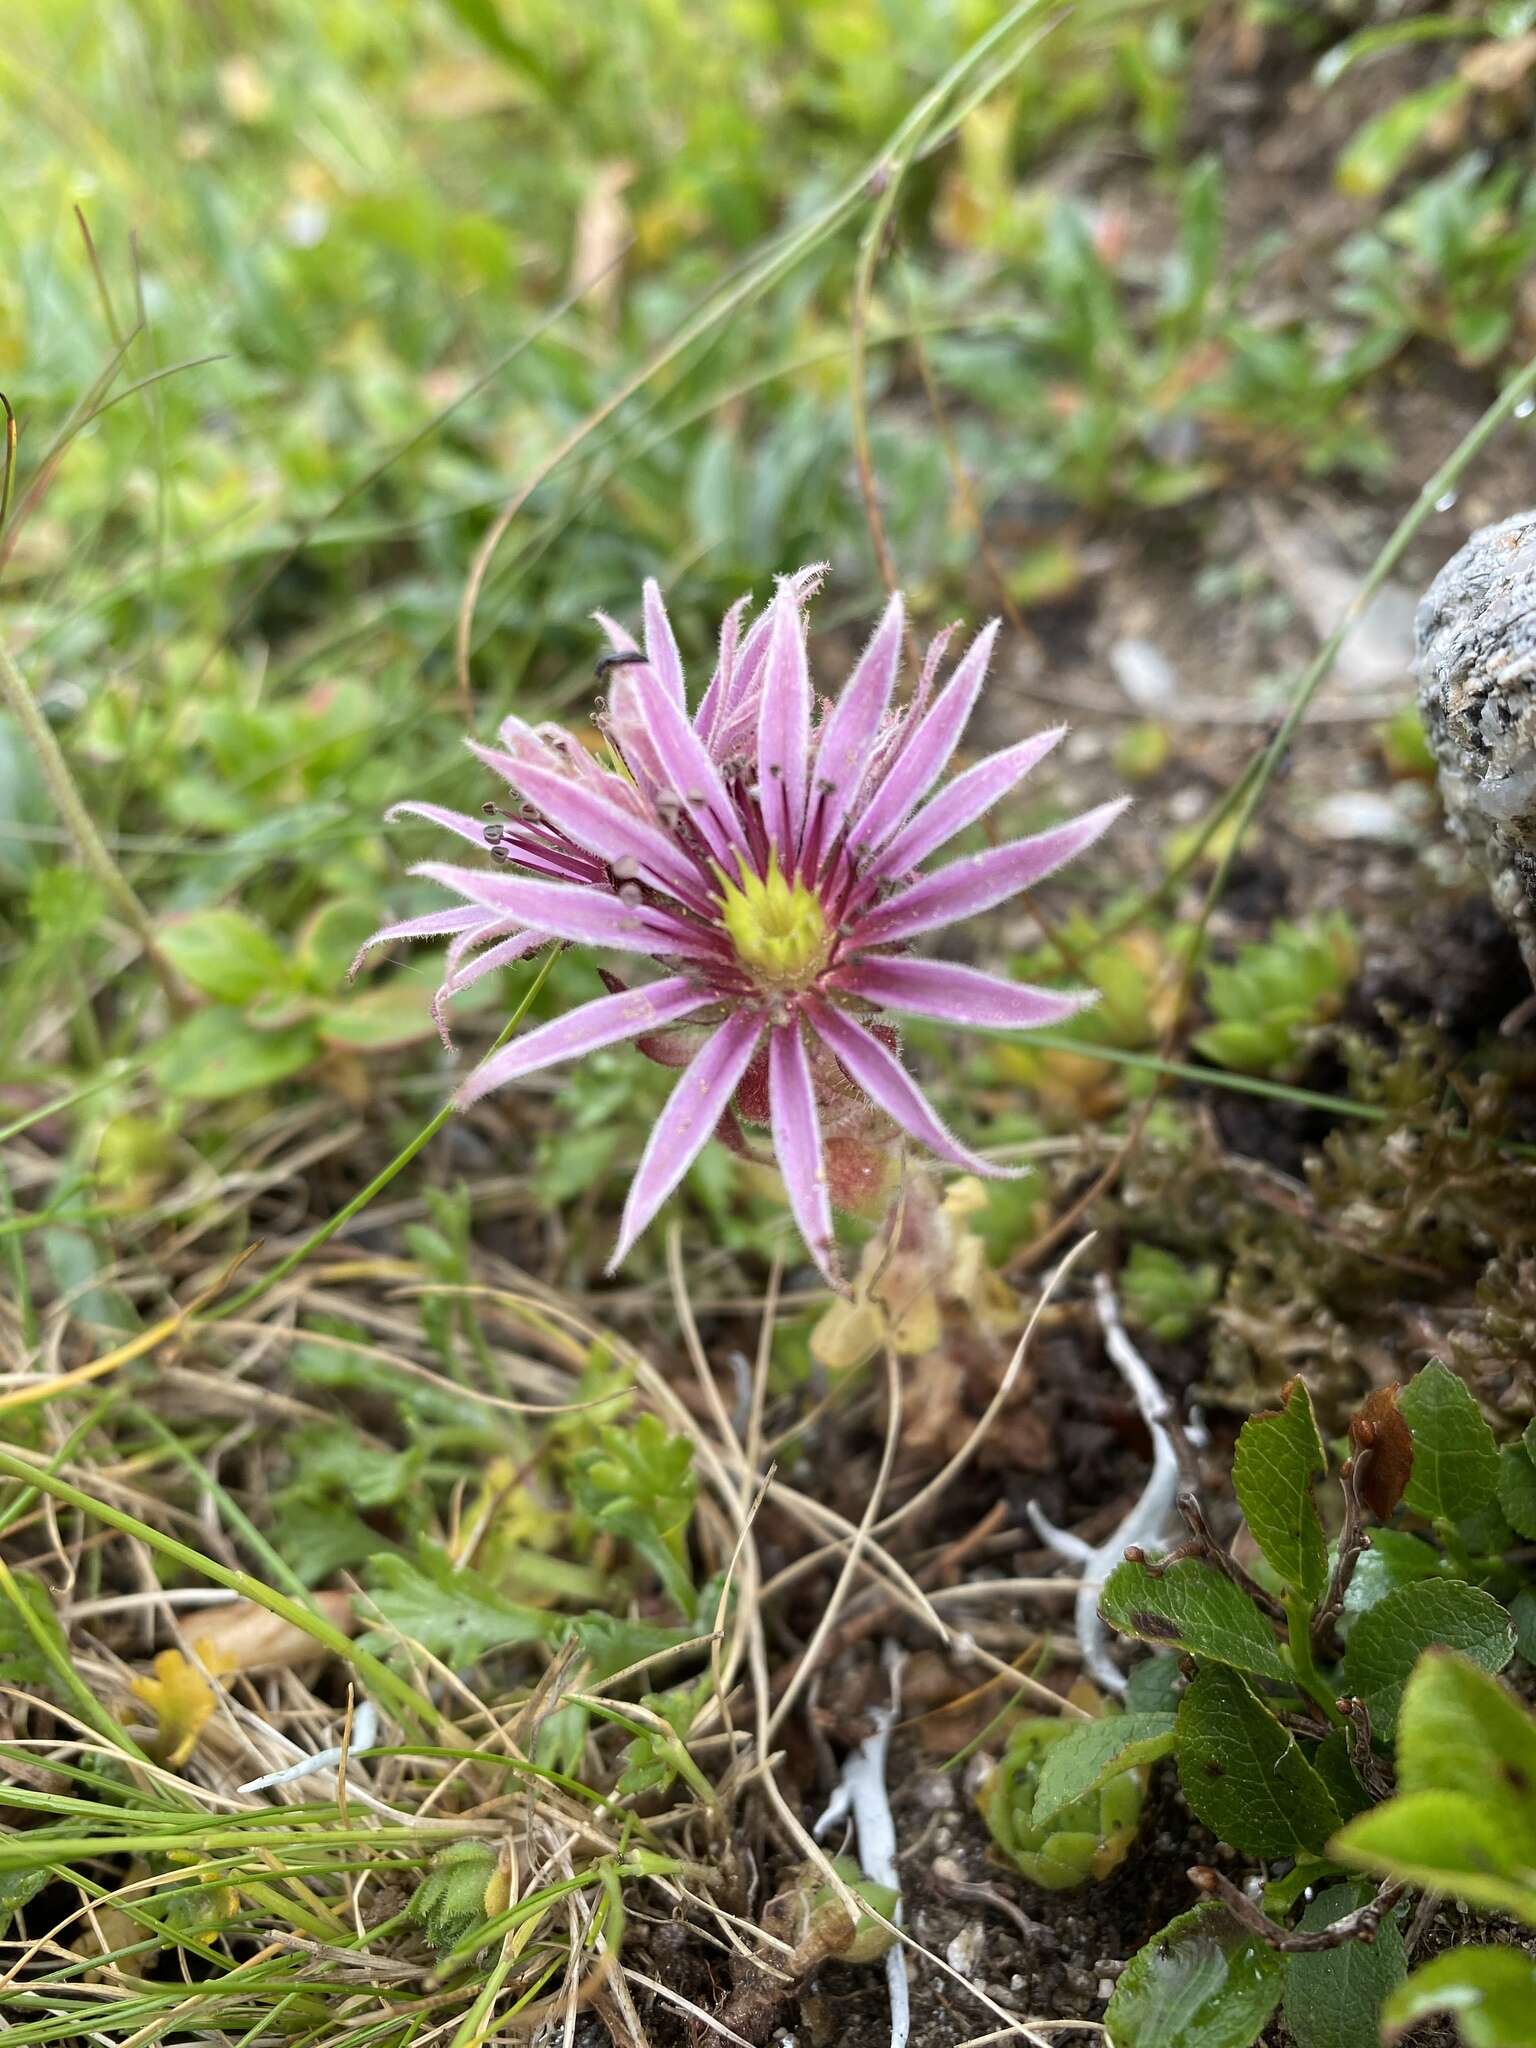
1498, 1443, 1536, 1542
1176, 1665, 1340, 1857
1396, 1652, 1536, 1859
1310, 1727, 1371, 1822
0, 1570, 68, 1688
1104, 1901, 1284, 2048
159, 908, 290, 1004
1124, 1654, 1184, 1713
1399, 1360, 1498, 1523
1232, 1378, 1328, 1601
361, 1548, 558, 1668
1332, 1790, 1536, 1923
1382, 1946, 1536, 2047
1031, 1714, 1177, 1828
1341, 1580, 1514, 1737
1099, 1558, 1288, 1681
1282, 1882, 1405, 2048
1341, 1529, 1443, 1628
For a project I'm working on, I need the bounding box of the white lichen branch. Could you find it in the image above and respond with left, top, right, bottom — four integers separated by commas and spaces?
1027, 1272, 1205, 1694
813, 1640, 908, 2048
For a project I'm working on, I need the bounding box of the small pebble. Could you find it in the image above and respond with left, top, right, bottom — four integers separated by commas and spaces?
1109, 637, 1178, 711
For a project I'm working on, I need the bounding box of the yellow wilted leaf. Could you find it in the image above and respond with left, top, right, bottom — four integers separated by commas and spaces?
130, 1646, 237, 1768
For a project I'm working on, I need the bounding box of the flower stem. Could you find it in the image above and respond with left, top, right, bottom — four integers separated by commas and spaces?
0, 634, 184, 1011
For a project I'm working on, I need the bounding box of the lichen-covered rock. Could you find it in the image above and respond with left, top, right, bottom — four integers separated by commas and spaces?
1416, 511, 1536, 986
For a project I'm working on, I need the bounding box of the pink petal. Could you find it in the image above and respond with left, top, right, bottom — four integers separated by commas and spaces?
851, 797, 1129, 948
769, 1018, 836, 1282
756, 586, 811, 862
694, 593, 750, 752
715, 563, 828, 745
386, 801, 497, 854
812, 593, 904, 852
805, 998, 1027, 1180
871, 727, 1065, 880
349, 905, 484, 979
830, 955, 1094, 1031
479, 751, 703, 901
433, 928, 549, 1045
628, 666, 750, 870
607, 1010, 763, 1270
606, 670, 670, 804
458, 975, 712, 1107
849, 621, 999, 856
411, 863, 717, 959
592, 609, 639, 656
643, 578, 687, 707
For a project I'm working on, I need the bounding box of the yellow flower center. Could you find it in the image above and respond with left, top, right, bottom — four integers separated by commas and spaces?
718, 852, 829, 988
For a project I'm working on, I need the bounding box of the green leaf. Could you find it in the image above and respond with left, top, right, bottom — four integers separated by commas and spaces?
1512, 1589, 1536, 1665
361, 1548, 558, 1668
437, 0, 559, 94
1232, 1377, 1328, 1601
1282, 1882, 1405, 2048
1124, 1653, 1185, 1713
1099, 1558, 1288, 1682
154, 1008, 319, 1101
1382, 1946, 1536, 2048
317, 984, 437, 1052
0, 1570, 68, 1688
1395, 1652, 1536, 1854
1341, 1529, 1443, 1627
1498, 1441, 1536, 1542
1399, 1360, 1499, 1524
159, 908, 290, 1004
1176, 1665, 1340, 1857
1336, 79, 1471, 199
1104, 1901, 1284, 2048
1314, 17, 1479, 90
1310, 1727, 1371, 1823
1031, 1714, 1177, 1828
0, 1866, 51, 1936
1341, 1581, 1514, 1737
1331, 1790, 1536, 1923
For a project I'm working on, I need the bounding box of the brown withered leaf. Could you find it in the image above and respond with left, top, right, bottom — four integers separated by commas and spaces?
1348, 1382, 1413, 1519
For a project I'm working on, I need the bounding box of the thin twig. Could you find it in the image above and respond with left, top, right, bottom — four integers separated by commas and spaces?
1338, 1695, 1394, 1802
1189, 1867, 1408, 1951
1312, 1449, 1373, 1652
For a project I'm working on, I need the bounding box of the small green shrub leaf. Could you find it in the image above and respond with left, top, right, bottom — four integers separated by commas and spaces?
1382, 1946, 1536, 2047
1123, 1654, 1184, 1713
159, 908, 290, 1004
1031, 1714, 1177, 1828
1399, 1360, 1498, 1523
1331, 1790, 1536, 1923
1341, 1581, 1514, 1736
1177, 1665, 1340, 1857
1099, 1558, 1288, 1681
1232, 1377, 1328, 1600
1341, 1529, 1442, 1625
1497, 1441, 1536, 1542
1282, 1882, 1405, 2048
1395, 1652, 1536, 1853
1104, 1901, 1284, 2048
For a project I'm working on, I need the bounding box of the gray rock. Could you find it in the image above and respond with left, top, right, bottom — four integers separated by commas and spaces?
1416, 511, 1536, 985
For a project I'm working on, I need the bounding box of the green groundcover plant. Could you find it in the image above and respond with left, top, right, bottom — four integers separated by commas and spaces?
976, 1358, 1536, 2048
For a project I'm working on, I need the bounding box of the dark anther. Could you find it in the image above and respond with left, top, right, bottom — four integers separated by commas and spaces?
489, 844, 511, 863
483, 823, 504, 845
595, 650, 648, 681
